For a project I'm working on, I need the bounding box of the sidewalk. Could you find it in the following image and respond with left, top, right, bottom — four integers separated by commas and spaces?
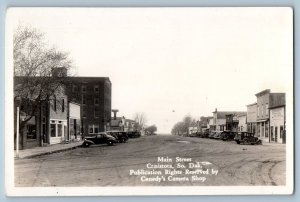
14, 140, 84, 159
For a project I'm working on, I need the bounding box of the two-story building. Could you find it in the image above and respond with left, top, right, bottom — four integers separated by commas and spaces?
255, 89, 286, 143
246, 103, 257, 135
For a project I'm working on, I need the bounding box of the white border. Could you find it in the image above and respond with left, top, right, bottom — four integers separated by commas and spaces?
5, 7, 294, 196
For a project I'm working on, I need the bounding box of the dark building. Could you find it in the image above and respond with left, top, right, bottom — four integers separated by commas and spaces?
66, 77, 112, 135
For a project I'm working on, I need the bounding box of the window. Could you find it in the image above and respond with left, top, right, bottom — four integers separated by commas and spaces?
94, 85, 99, 92
82, 107, 86, 118
26, 124, 37, 139
51, 124, 56, 137
257, 106, 260, 117
94, 106, 100, 118
262, 104, 264, 116
280, 126, 283, 138
62, 99, 65, 112
94, 98, 99, 105
57, 124, 62, 137
265, 123, 269, 138
82, 94, 86, 105
265, 103, 269, 116
82, 85, 86, 93
270, 126, 274, 140
72, 85, 78, 92
88, 124, 99, 134
54, 98, 57, 111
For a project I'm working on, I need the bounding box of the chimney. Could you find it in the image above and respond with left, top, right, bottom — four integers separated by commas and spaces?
215, 108, 217, 112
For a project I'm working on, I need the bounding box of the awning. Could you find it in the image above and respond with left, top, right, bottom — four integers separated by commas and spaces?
256, 119, 268, 123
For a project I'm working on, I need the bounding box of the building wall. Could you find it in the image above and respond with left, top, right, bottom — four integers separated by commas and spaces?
238, 115, 247, 132
66, 77, 112, 135
257, 93, 270, 120
270, 106, 285, 143
256, 90, 270, 142
48, 87, 68, 144
247, 103, 257, 123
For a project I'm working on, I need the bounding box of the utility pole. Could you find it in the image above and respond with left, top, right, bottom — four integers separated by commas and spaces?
16, 107, 20, 158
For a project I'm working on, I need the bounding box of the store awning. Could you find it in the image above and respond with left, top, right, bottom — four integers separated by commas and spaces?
256, 119, 268, 123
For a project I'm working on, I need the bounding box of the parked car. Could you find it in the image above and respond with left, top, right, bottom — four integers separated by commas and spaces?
234, 132, 262, 145
208, 131, 217, 139
106, 131, 129, 143
213, 131, 223, 139
127, 131, 141, 138
220, 131, 237, 141
82, 132, 117, 147
202, 130, 210, 138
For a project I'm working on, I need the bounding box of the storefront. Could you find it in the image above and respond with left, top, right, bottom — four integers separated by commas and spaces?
68, 102, 81, 141
270, 106, 285, 144
49, 119, 68, 144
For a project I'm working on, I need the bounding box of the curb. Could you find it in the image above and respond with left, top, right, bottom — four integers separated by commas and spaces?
15, 143, 83, 159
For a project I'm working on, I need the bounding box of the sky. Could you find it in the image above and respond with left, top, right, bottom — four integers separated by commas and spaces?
7, 8, 293, 134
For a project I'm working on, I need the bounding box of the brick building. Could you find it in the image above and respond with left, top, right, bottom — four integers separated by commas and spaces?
66, 77, 112, 135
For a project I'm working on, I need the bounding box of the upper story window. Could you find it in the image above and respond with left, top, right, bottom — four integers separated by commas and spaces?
72, 85, 78, 92
94, 98, 99, 105
82, 94, 86, 105
94, 85, 99, 93
257, 106, 260, 117
262, 104, 264, 116
265, 103, 269, 115
82, 85, 86, 93
62, 99, 65, 112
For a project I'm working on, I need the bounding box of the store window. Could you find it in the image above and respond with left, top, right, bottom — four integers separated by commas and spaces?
51, 124, 56, 137
26, 124, 36, 139
280, 126, 283, 138
57, 124, 62, 137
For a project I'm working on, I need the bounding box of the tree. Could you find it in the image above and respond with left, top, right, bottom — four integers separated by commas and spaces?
13, 25, 73, 142
145, 125, 157, 135
133, 112, 147, 131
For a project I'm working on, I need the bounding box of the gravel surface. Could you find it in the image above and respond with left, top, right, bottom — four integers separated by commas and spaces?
15, 135, 286, 186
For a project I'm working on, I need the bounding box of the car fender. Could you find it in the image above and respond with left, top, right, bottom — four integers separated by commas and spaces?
84, 139, 95, 144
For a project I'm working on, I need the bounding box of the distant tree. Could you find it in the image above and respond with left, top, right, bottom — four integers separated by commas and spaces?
14, 25, 73, 141
145, 125, 157, 135
133, 112, 147, 131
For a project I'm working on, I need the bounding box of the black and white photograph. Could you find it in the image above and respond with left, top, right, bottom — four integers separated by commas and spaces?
5, 7, 293, 196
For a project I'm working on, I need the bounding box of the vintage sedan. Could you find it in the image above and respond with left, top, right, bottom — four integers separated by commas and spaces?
82, 132, 118, 147
234, 132, 262, 145
220, 131, 237, 141
213, 131, 223, 139
106, 131, 129, 143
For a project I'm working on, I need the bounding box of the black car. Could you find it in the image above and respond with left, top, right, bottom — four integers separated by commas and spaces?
127, 131, 141, 138
200, 130, 209, 138
106, 131, 129, 143
82, 132, 117, 147
220, 131, 237, 141
234, 132, 262, 145
208, 131, 217, 139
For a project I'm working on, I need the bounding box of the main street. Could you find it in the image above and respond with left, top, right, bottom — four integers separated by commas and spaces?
15, 135, 286, 186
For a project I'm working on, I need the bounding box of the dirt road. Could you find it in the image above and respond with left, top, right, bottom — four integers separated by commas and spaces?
15, 135, 286, 186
